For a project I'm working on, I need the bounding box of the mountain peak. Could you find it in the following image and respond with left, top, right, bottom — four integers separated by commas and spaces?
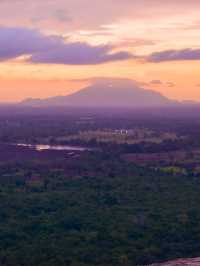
22, 79, 175, 108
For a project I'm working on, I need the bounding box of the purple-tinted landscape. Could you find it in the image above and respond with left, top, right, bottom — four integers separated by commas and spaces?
1, 0, 200, 265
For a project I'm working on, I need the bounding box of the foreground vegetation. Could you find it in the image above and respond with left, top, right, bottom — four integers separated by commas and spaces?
2, 152, 200, 266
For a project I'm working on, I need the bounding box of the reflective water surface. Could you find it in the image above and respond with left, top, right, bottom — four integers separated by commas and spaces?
17, 143, 89, 151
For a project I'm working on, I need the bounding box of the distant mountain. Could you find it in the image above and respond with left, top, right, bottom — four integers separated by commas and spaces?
21, 81, 176, 108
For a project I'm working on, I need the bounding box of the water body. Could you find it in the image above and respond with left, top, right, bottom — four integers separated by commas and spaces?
17, 143, 89, 152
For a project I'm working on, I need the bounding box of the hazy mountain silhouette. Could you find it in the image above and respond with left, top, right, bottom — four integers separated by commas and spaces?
22, 79, 176, 108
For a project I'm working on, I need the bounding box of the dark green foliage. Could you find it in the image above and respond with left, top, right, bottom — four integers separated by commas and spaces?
1, 152, 200, 266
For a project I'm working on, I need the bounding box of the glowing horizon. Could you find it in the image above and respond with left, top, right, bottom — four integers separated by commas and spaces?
0, 0, 200, 102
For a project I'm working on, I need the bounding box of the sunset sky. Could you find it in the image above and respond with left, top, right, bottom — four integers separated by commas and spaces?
0, 0, 200, 102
